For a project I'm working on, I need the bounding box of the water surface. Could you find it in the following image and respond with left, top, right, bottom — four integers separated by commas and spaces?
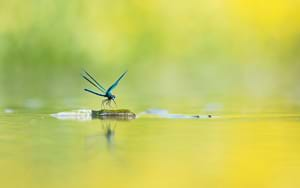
0, 105, 299, 188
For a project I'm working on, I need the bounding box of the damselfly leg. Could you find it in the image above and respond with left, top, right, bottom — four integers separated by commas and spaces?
112, 99, 117, 108
101, 99, 108, 109
101, 99, 117, 109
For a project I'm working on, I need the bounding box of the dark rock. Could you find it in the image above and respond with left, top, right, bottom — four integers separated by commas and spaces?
92, 109, 136, 120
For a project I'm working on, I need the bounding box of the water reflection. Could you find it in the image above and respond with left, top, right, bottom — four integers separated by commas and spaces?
102, 121, 116, 150
85, 120, 118, 154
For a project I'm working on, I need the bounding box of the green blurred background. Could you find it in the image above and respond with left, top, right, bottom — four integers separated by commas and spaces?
0, 0, 299, 111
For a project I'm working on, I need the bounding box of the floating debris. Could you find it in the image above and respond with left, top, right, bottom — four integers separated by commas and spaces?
51, 109, 92, 121
139, 109, 213, 119
51, 108, 211, 121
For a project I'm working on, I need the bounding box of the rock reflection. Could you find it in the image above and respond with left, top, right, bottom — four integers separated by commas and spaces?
102, 121, 116, 150
85, 120, 118, 153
